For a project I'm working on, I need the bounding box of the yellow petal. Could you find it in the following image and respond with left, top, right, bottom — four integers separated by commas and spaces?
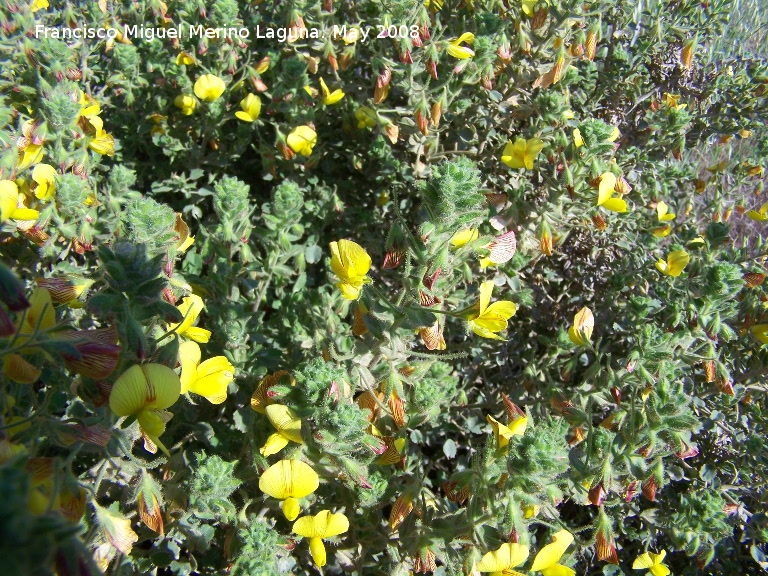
18, 144, 44, 170
329, 239, 372, 282
259, 459, 319, 499
184, 326, 212, 343
3, 354, 42, 384
573, 128, 584, 148
293, 510, 350, 538
260, 432, 290, 457
109, 364, 181, 417
193, 74, 225, 102
597, 173, 617, 206
602, 196, 628, 213
309, 537, 327, 567
0, 180, 18, 221
265, 404, 303, 443
282, 497, 301, 521
451, 228, 479, 248
447, 44, 475, 59
541, 565, 576, 576
190, 356, 234, 404
484, 300, 517, 320
286, 126, 317, 156
22, 287, 56, 334
632, 552, 655, 569
531, 530, 574, 571
666, 250, 690, 276
477, 281, 494, 316
477, 543, 529, 572
32, 163, 56, 201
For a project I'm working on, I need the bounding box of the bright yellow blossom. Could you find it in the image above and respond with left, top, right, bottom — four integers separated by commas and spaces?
31, 0, 49, 11
178, 341, 234, 404
633, 550, 671, 576
259, 459, 320, 521
293, 510, 350, 568
287, 126, 317, 156
597, 173, 628, 213
447, 33, 475, 59
89, 129, 115, 156
32, 163, 56, 201
531, 529, 575, 575
467, 281, 517, 340
502, 137, 545, 170
747, 202, 768, 222
109, 364, 181, 455
450, 228, 479, 248
319, 77, 345, 105
751, 324, 768, 344
661, 93, 686, 110
522, 0, 550, 16
0, 180, 39, 223
175, 52, 194, 66
174, 94, 197, 116
568, 306, 594, 346
656, 201, 675, 221
477, 542, 529, 573
656, 250, 689, 277
487, 414, 527, 449
168, 295, 212, 343
329, 239, 372, 300
355, 107, 377, 129
260, 404, 304, 457
193, 74, 226, 102
17, 144, 44, 171
235, 94, 262, 122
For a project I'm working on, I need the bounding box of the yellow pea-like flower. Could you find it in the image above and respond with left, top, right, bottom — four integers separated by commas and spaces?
167, 295, 211, 343
476, 542, 529, 573
178, 341, 234, 404
0, 180, 39, 223
260, 404, 304, 457
656, 201, 676, 221
32, 164, 56, 202
487, 414, 527, 449
293, 510, 350, 567
502, 137, 545, 170
235, 94, 262, 122
450, 228, 479, 248
568, 306, 594, 346
747, 202, 768, 222
447, 32, 475, 59
355, 107, 377, 129
319, 77, 345, 105
467, 281, 517, 340
286, 126, 317, 156
656, 250, 689, 277
329, 239, 372, 300
193, 74, 226, 102
530, 529, 575, 575
109, 364, 181, 455
632, 550, 671, 576
597, 173, 628, 213
259, 459, 319, 520
174, 94, 197, 116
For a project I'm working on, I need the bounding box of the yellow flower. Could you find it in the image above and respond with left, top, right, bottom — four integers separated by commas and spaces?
502, 137, 545, 170
661, 93, 686, 110
31, 0, 49, 11
477, 542, 529, 573
287, 125, 317, 156
329, 239, 372, 300
89, 129, 115, 156
530, 529, 575, 575
235, 94, 262, 122
174, 94, 197, 116
193, 74, 226, 102
656, 250, 689, 277
487, 413, 527, 449
319, 77, 345, 105
468, 281, 517, 340
167, 294, 212, 343
523, 503, 541, 518
447, 33, 475, 59
32, 163, 56, 201
0, 180, 39, 223
259, 459, 319, 521
450, 228, 479, 248
260, 404, 303, 457
174, 213, 195, 252
656, 201, 675, 221
17, 144, 44, 171
355, 107, 377, 129
597, 173, 628, 213
293, 510, 350, 567
653, 225, 672, 237
573, 128, 584, 148
747, 202, 768, 222
178, 341, 234, 404
175, 52, 194, 66
522, 0, 550, 15
751, 324, 768, 344
568, 306, 594, 346
109, 364, 181, 455
633, 550, 671, 576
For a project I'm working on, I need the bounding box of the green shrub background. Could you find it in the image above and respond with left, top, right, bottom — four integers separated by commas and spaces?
0, 0, 767, 574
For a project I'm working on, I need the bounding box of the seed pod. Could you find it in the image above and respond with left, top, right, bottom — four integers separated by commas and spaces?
430, 100, 442, 126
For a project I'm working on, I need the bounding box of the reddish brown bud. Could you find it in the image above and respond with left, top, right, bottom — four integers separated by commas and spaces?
588, 482, 606, 506
641, 476, 657, 501
415, 109, 429, 136
744, 272, 766, 287
625, 480, 639, 502
596, 529, 619, 564
414, 548, 437, 574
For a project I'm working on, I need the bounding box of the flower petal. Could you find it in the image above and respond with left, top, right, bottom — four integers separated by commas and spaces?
531, 530, 574, 571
